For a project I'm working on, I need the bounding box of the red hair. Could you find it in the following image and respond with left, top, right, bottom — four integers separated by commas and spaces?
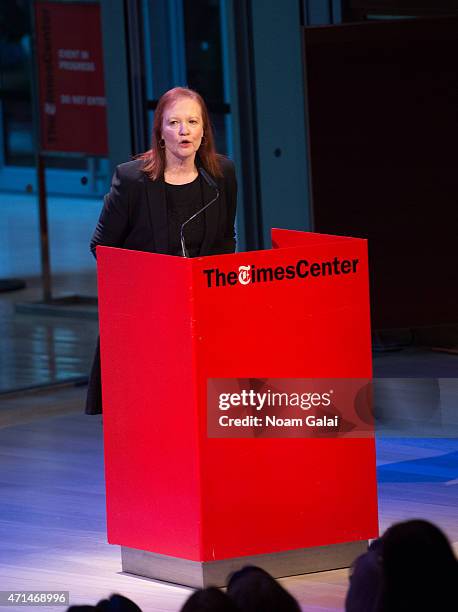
139, 87, 223, 180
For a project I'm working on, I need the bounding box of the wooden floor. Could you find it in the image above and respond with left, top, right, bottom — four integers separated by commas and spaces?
0, 274, 98, 393
0, 188, 100, 393
0, 386, 456, 611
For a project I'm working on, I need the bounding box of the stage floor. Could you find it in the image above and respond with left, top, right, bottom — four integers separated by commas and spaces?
0, 386, 457, 612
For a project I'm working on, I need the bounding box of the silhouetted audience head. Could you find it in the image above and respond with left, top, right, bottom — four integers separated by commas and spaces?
378, 519, 458, 612
346, 519, 458, 612
67, 594, 142, 612
227, 565, 301, 612
180, 587, 238, 612
345, 538, 383, 612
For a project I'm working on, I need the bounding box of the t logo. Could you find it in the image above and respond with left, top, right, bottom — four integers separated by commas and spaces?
238, 265, 251, 285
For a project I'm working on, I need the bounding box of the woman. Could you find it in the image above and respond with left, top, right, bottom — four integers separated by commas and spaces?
86, 87, 237, 415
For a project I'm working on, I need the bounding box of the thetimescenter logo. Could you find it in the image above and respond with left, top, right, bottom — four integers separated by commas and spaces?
207, 378, 374, 438
202, 257, 360, 288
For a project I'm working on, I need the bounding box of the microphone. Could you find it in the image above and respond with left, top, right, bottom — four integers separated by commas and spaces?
180, 167, 220, 258
198, 166, 218, 190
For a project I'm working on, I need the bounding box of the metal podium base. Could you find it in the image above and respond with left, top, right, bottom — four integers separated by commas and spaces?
121, 540, 367, 588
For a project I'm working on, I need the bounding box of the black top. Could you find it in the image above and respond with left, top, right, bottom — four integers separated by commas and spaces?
165, 175, 205, 257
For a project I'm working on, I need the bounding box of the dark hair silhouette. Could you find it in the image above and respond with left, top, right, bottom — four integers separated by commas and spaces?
227, 566, 300, 612
180, 587, 238, 612
345, 538, 383, 612
378, 519, 458, 612
67, 594, 142, 612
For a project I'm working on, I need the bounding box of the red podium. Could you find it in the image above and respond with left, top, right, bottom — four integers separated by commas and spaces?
97, 229, 378, 587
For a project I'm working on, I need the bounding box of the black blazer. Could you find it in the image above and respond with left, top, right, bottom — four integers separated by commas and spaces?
86, 156, 237, 415
90, 156, 237, 258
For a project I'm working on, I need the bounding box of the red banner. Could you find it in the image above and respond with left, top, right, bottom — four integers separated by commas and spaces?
35, 1, 108, 155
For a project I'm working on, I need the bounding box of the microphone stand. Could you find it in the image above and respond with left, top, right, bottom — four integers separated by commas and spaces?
180, 168, 219, 258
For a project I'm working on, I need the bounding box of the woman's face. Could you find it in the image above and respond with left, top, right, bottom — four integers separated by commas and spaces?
161, 97, 204, 164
